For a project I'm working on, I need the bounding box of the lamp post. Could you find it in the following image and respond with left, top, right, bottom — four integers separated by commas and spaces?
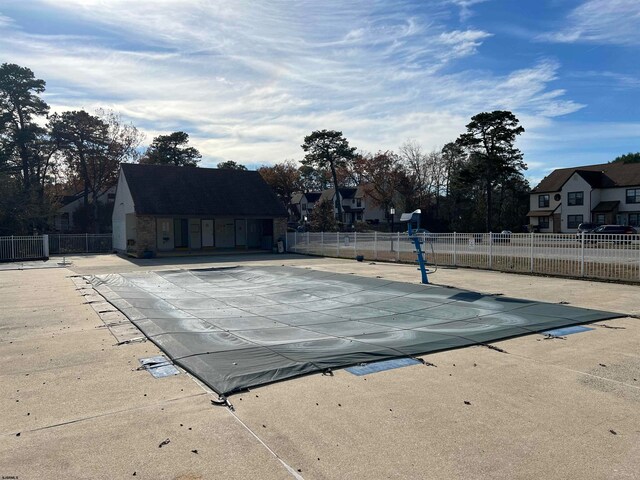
390, 207, 395, 233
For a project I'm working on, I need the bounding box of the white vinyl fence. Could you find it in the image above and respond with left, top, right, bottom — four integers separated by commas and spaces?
286, 231, 640, 283
0, 235, 49, 262
0, 234, 113, 262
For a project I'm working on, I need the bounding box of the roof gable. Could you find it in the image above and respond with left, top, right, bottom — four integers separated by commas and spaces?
120, 163, 287, 217
290, 192, 304, 204
574, 170, 604, 188
305, 192, 322, 203
533, 162, 640, 193
320, 187, 358, 202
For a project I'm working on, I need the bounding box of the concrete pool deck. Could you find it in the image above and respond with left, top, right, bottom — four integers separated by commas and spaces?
1, 253, 639, 479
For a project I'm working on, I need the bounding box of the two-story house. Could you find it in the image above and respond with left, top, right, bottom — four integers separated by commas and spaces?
50, 186, 117, 233
289, 192, 321, 222
528, 162, 640, 233
290, 185, 388, 226
318, 187, 363, 225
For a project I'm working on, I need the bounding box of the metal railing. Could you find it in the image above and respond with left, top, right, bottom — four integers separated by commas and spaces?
286, 231, 640, 283
0, 235, 49, 262
0, 234, 113, 262
47, 234, 113, 254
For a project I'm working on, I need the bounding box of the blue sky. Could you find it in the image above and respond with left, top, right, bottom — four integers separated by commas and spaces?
1, 0, 638, 186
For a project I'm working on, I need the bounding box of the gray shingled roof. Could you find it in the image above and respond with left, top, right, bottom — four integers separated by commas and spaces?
532, 162, 640, 193
319, 187, 359, 202
121, 163, 288, 217
290, 192, 304, 204
305, 192, 322, 203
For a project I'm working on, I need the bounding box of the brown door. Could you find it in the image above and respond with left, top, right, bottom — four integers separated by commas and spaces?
552, 213, 561, 233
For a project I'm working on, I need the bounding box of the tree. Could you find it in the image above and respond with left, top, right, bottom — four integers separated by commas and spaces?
359, 151, 407, 230
439, 141, 466, 228
96, 109, 144, 167
399, 140, 429, 211
298, 164, 331, 191
301, 130, 356, 224
0, 63, 49, 189
308, 198, 338, 232
50, 111, 110, 232
441, 142, 465, 197
51, 109, 141, 232
258, 160, 301, 206
140, 131, 201, 166
496, 173, 530, 231
455, 111, 526, 232
0, 63, 56, 232
612, 152, 640, 164
217, 160, 247, 170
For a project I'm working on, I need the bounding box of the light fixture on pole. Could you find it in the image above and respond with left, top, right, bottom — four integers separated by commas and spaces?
390, 207, 395, 232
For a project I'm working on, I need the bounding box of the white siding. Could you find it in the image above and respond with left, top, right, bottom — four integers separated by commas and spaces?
561, 173, 591, 231
600, 186, 639, 212
529, 190, 561, 212
529, 190, 560, 232
112, 171, 135, 252
590, 187, 601, 212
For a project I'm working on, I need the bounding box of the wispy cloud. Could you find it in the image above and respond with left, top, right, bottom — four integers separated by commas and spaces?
0, 0, 588, 168
0, 14, 14, 27
541, 0, 640, 46
438, 29, 492, 57
446, 0, 489, 21
568, 70, 640, 90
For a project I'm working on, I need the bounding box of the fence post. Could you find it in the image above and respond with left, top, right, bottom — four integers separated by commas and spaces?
580, 232, 585, 277
374, 231, 377, 260
453, 232, 457, 266
11, 235, 15, 260
396, 232, 400, 262
321, 231, 324, 256
530, 232, 534, 273
354, 231, 357, 256
336, 231, 340, 257
42, 234, 49, 258
489, 232, 493, 269
85, 233, 89, 253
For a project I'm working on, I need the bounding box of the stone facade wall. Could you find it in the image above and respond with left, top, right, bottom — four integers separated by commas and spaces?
273, 217, 287, 247
135, 215, 157, 257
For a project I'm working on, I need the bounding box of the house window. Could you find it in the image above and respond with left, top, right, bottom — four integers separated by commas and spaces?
594, 214, 606, 225
538, 217, 549, 229
356, 213, 362, 221
567, 214, 583, 229
567, 191, 583, 206
301, 203, 307, 211
629, 213, 640, 227
538, 194, 549, 208
626, 188, 640, 204
356, 198, 362, 208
